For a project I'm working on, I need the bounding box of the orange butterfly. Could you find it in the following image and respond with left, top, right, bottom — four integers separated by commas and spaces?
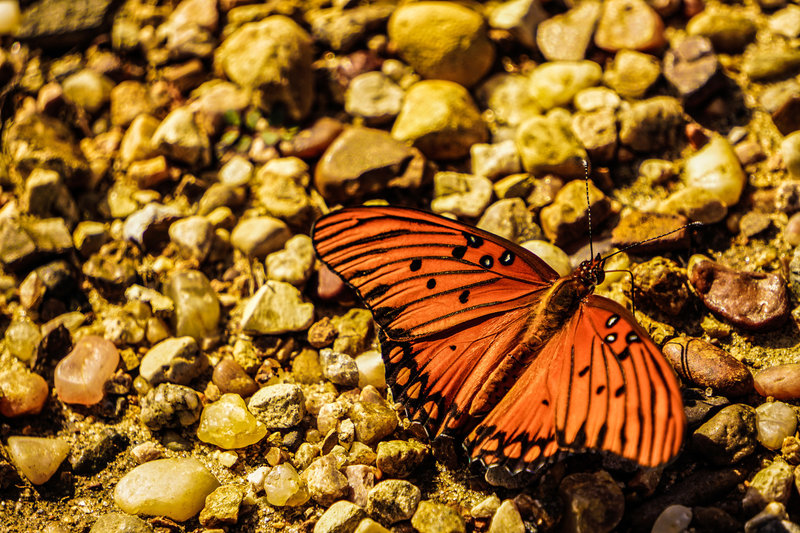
312, 206, 685, 474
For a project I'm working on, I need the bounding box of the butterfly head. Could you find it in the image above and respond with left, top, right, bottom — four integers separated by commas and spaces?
576, 253, 606, 288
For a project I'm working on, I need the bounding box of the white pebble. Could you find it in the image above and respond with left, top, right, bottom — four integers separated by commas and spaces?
264, 463, 309, 506
756, 401, 798, 450
651, 504, 692, 533
684, 135, 745, 207
356, 350, 386, 389
521, 240, 571, 276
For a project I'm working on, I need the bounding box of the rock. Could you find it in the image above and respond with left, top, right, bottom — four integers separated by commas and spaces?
89, 512, 154, 533
516, 109, 587, 178
169, 216, 213, 262
755, 364, 800, 400
328, 309, 371, 353
62, 69, 113, 113
693, 404, 757, 465
4, 315, 41, 365
0, 367, 49, 417
631, 257, 691, 316
355, 351, 386, 390
23, 167, 78, 222
110, 81, 154, 128
540, 179, 613, 246
54, 335, 120, 406
314, 500, 366, 533
376, 440, 429, 478
73, 221, 109, 258
345, 71, 404, 125
743, 460, 795, 509
521, 240, 571, 276
212, 358, 258, 397
686, 9, 756, 53
314, 126, 426, 204
663, 36, 724, 106
536, 1, 600, 61
392, 80, 487, 160
755, 402, 798, 450
618, 97, 684, 152
240, 281, 315, 334
215, 16, 313, 121
139, 383, 202, 430
594, 0, 665, 52
785, 213, 800, 245
266, 235, 315, 286
139, 336, 208, 386
571, 108, 618, 162
118, 114, 160, 168
744, 502, 800, 533
366, 479, 421, 524
230, 216, 291, 259
477, 198, 541, 244
743, 44, 800, 81
475, 73, 540, 128
411, 501, 466, 533
197, 393, 267, 449
163, 270, 220, 340
114, 458, 219, 522
658, 187, 728, 224
559, 471, 624, 533
302, 454, 349, 506
388, 2, 494, 87
651, 505, 692, 533
309, 4, 394, 52
494, 173, 534, 200
781, 133, 800, 179
487, 0, 546, 49
470, 140, 521, 180
198, 484, 245, 527
349, 398, 398, 445
430, 172, 493, 218
688, 256, 789, 331
7, 436, 69, 485
345, 464, 375, 507
247, 383, 305, 429
685, 136, 745, 207
70, 430, 129, 475
253, 157, 314, 226
528, 60, 602, 110
603, 50, 660, 99
488, 500, 525, 533
123, 203, 181, 251
575, 87, 622, 112
611, 211, 689, 254
320, 349, 360, 387
264, 462, 310, 506
150, 108, 210, 168
663, 336, 753, 397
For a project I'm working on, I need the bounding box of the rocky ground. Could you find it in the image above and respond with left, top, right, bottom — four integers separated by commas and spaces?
2, 0, 800, 531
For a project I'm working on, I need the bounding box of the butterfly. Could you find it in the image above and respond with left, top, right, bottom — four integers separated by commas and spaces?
311, 205, 685, 474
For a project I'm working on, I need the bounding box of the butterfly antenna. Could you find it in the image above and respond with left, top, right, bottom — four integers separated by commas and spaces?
583, 159, 593, 259
602, 221, 705, 262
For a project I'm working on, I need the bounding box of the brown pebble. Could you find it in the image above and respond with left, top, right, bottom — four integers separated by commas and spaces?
688, 256, 789, 331
631, 257, 690, 316
663, 36, 724, 107
784, 212, 800, 246
279, 117, 345, 159
754, 363, 800, 400
308, 317, 337, 348
611, 211, 690, 254
662, 336, 754, 396
316, 264, 349, 301
212, 357, 259, 398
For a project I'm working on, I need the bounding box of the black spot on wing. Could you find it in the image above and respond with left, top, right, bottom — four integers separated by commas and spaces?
459, 290, 470, 304
452, 246, 467, 259
626, 331, 640, 343
578, 365, 590, 377
464, 232, 483, 248
480, 255, 494, 268
617, 348, 630, 361
426, 279, 436, 289
605, 333, 617, 343
596, 384, 606, 395
606, 314, 620, 328
410, 259, 422, 272
500, 250, 515, 266
615, 385, 625, 397
364, 284, 390, 300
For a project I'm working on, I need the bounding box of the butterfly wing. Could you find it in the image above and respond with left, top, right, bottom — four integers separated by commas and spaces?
466, 294, 685, 473
312, 206, 559, 436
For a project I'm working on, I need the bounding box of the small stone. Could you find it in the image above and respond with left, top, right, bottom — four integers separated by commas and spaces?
693, 404, 757, 465
248, 383, 305, 429
163, 270, 220, 340
488, 500, 525, 533
114, 458, 220, 522
477, 199, 541, 244
70, 430, 129, 475
411, 501, 466, 533
392, 80, 487, 160
470, 140, 521, 180
594, 0, 665, 51
366, 479, 421, 524
475, 73, 540, 128
254, 157, 314, 226
266, 235, 315, 286
770, 5, 800, 38
536, 1, 601, 61
521, 240, 571, 276
528, 60, 602, 111
230, 216, 291, 259
7, 436, 69, 485
685, 136, 746, 207
73, 221, 110, 257
302, 454, 349, 506
139, 336, 208, 386
559, 471, 624, 533
539, 179, 613, 246
619, 97, 684, 153
471, 495, 501, 519
493, 173, 534, 200
688, 256, 789, 331
240, 281, 315, 334
755, 402, 798, 450
387, 2, 494, 87
376, 440, 429, 478
658, 187, 728, 224
197, 393, 268, 449
198, 484, 245, 527
743, 44, 800, 81
611, 212, 689, 254
516, 108, 587, 178
651, 505, 692, 533
345, 71, 404, 125
603, 50, 660, 99
662, 337, 753, 396
293, 348, 325, 384
54, 335, 119, 406
197, 183, 245, 217
264, 462, 310, 506
139, 383, 202, 430
89, 512, 154, 533
212, 358, 259, 397
355, 351, 386, 389
5, 314, 42, 364
755, 364, 800, 400
631, 257, 690, 316
118, 114, 160, 168
354, 518, 390, 533
169, 216, 214, 262
781, 133, 800, 179
314, 500, 366, 533
571, 109, 618, 162
663, 36, 724, 106
345, 464, 375, 507
686, 9, 756, 53
349, 398, 398, 445
0, 367, 49, 417
430, 172, 493, 218
320, 349, 360, 387
62, 69, 113, 113
743, 460, 795, 509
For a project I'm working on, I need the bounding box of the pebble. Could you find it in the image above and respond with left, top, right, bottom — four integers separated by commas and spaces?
618, 97, 684, 153
314, 500, 366, 533
240, 281, 315, 334
114, 458, 220, 521
594, 0, 665, 51
651, 505, 692, 533
348, 397, 398, 445
355, 350, 386, 389
488, 500, 525, 533
198, 484, 245, 527
684, 136, 745, 207
662, 336, 753, 396
686, 9, 756, 53
571, 108, 618, 162
354, 518, 391, 533
476, 73, 540, 128
529, 60, 602, 111
0, 367, 49, 416
658, 186, 728, 224
89, 512, 154, 533
521, 240, 571, 276
345, 464, 375, 507
248, 383, 305, 429
265, 462, 310, 506
163, 269, 220, 340
494, 173, 533, 200
345, 71, 404, 125
314, 126, 425, 204
230, 216, 291, 259
411, 501, 466, 533
302, 454, 349, 506
376, 440, 429, 478
743, 45, 800, 81
392, 80, 487, 160
7, 436, 69, 485
254, 157, 314, 226
688, 255, 789, 331
168, 216, 213, 262
536, 0, 600, 61
558, 471, 624, 533
266, 234, 315, 286
692, 404, 757, 465
320, 349, 360, 387
387, 2, 494, 88
71, 430, 129, 475
54, 335, 119, 406
755, 364, 800, 400
516, 109, 587, 178
477, 198, 541, 243
430, 171, 493, 218
5, 314, 42, 364
62, 69, 113, 114
139, 336, 208, 386
366, 479, 421, 524
139, 383, 202, 430
770, 5, 800, 38
123, 203, 181, 250
742, 460, 794, 510
197, 393, 267, 449
212, 357, 259, 397
603, 50, 660, 99
280, 117, 344, 159
663, 36, 723, 106
539, 179, 613, 246
755, 401, 797, 450
781, 132, 800, 179
470, 140, 521, 180
611, 211, 689, 254
744, 502, 800, 533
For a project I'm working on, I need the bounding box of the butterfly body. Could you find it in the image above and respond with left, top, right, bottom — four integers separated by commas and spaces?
312, 206, 685, 474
